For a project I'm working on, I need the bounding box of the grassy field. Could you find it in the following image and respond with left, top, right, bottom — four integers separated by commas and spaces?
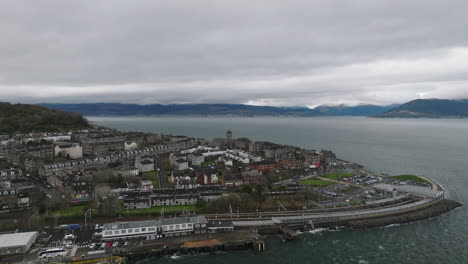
325, 172, 354, 180
53, 205, 87, 217
340, 185, 360, 192
299, 179, 335, 187
119, 205, 197, 215
151, 178, 159, 188
391, 175, 430, 184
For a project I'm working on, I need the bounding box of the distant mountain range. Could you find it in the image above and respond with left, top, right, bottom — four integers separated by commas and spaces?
39, 99, 468, 118
39, 103, 395, 117
375, 99, 468, 118
315, 104, 397, 116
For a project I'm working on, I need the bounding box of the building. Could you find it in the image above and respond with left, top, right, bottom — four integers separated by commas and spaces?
26, 145, 54, 160
248, 161, 280, 173
226, 130, 233, 149
223, 174, 243, 187
101, 216, 207, 240
187, 153, 205, 166
81, 137, 125, 156
0, 231, 38, 256
125, 141, 138, 151
135, 156, 154, 173
54, 143, 83, 159
71, 175, 93, 204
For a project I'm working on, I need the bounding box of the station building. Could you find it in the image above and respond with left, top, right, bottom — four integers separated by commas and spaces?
102, 216, 207, 241
0, 231, 38, 256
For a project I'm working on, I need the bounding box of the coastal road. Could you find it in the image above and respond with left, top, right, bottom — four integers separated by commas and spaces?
155, 157, 168, 189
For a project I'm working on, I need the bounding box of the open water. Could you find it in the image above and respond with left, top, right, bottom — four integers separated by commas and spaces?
88, 116, 468, 264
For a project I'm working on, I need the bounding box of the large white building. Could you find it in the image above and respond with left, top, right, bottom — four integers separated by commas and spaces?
54, 143, 83, 159
101, 216, 207, 240
0, 231, 38, 256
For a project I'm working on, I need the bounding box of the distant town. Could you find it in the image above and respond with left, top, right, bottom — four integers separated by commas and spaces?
0, 123, 460, 263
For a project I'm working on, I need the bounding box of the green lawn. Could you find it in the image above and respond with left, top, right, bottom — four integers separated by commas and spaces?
340, 185, 360, 192
119, 205, 197, 215
151, 178, 159, 188
143, 171, 156, 175
201, 161, 215, 167
299, 179, 335, 187
325, 172, 354, 180
391, 175, 430, 184
53, 205, 87, 217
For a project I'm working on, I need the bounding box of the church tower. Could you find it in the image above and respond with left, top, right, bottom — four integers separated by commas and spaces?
226, 129, 233, 149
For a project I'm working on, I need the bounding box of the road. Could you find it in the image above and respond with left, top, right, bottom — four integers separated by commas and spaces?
155, 157, 168, 189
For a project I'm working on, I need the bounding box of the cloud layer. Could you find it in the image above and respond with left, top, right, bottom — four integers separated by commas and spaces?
1, 0, 468, 107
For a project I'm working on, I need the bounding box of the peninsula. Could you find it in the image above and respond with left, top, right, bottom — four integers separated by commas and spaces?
0, 105, 461, 263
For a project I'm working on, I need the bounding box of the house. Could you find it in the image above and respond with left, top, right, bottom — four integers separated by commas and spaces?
187, 153, 205, 166
54, 143, 83, 159
242, 170, 264, 185
125, 141, 138, 151
135, 156, 154, 173
174, 159, 189, 171
195, 169, 219, 185
223, 174, 243, 187
81, 137, 125, 156
71, 175, 93, 204
140, 180, 153, 191
304, 152, 321, 167
248, 161, 280, 173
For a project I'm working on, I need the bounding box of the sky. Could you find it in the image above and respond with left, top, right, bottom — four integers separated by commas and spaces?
1, 0, 468, 108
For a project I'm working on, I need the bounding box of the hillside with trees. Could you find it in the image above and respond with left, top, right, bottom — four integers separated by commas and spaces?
0, 102, 91, 134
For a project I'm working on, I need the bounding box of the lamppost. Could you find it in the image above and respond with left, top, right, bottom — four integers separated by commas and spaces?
84, 208, 92, 226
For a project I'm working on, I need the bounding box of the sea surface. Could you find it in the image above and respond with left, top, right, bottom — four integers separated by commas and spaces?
88, 116, 468, 264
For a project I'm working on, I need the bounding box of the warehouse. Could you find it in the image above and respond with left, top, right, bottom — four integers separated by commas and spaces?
0, 231, 38, 256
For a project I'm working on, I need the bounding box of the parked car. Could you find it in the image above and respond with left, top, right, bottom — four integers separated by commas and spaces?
123, 241, 129, 247
89, 243, 96, 249
106, 242, 113, 248
100, 242, 106, 249
113, 241, 119, 248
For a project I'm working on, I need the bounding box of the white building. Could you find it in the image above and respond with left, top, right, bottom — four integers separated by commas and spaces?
125, 141, 138, 151
0, 232, 38, 256
54, 143, 83, 159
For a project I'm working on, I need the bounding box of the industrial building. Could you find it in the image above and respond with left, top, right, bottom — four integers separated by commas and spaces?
0, 231, 38, 256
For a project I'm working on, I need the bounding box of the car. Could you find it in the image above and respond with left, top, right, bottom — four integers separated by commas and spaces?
100, 242, 106, 249
89, 243, 96, 249
95, 224, 100, 230
105, 242, 113, 248
113, 241, 119, 248
123, 241, 128, 247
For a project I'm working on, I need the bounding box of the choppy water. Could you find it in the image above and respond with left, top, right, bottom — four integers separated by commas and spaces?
88, 116, 468, 264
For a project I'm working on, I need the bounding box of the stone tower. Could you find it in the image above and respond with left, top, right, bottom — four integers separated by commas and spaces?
226, 129, 233, 149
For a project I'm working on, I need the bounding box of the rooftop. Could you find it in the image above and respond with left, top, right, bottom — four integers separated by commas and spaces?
0, 232, 38, 248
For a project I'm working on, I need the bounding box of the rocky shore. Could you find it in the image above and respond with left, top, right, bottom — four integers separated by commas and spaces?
343, 199, 462, 229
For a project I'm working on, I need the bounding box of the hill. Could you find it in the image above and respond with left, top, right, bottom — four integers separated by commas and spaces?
375, 99, 468, 118
314, 104, 397, 116
39, 103, 322, 117
0, 102, 91, 134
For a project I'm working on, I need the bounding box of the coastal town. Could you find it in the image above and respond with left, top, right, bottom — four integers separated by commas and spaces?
0, 124, 460, 263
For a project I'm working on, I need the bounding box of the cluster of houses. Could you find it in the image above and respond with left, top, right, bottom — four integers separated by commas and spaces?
0, 127, 337, 214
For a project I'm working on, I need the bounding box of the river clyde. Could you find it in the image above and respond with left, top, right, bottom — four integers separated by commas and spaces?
88, 116, 467, 264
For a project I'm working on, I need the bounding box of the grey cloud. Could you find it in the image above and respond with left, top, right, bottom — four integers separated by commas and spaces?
1, 0, 468, 106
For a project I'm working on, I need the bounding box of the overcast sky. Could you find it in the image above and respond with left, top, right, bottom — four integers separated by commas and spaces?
1, 0, 468, 107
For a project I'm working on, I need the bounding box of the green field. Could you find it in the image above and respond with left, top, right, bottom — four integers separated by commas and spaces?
299, 179, 335, 187
325, 172, 354, 180
53, 205, 87, 217
119, 205, 197, 215
340, 185, 360, 192
151, 178, 159, 188
391, 175, 430, 184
